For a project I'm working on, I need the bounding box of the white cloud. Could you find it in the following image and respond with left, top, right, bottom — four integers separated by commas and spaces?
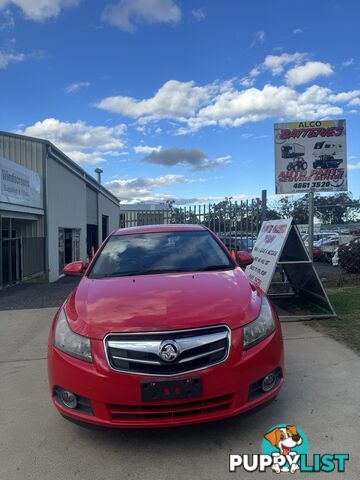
263, 52, 307, 75
96, 65, 359, 133
175, 193, 252, 205
293, 28, 303, 34
0, 0, 80, 21
239, 76, 256, 88
329, 89, 360, 103
0, 49, 24, 68
0, 8, 15, 29
251, 30, 265, 47
285, 61, 334, 86
105, 174, 191, 203
66, 81, 90, 94
97, 79, 211, 122
134, 145, 162, 154
239, 67, 261, 87
348, 162, 360, 170
66, 151, 106, 165
342, 58, 354, 67
17, 118, 126, 165
239, 52, 307, 86
142, 147, 231, 170
180, 83, 346, 133
191, 7, 205, 21
102, 0, 181, 32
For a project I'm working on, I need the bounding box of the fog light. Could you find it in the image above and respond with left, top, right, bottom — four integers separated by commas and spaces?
61, 390, 77, 409
261, 372, 277, 392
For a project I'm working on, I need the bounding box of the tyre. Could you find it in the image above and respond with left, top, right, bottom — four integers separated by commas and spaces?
301, 161, 307, 170
286, 163, 293, 171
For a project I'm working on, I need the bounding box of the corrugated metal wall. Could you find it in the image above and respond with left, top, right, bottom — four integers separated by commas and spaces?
0, 133, 44, 176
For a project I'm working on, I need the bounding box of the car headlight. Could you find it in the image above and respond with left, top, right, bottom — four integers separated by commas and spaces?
243, 297, 275, 350
54, 309, 92, 362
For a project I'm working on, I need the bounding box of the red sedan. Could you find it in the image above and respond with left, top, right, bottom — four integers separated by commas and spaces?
48, 224, 284, 428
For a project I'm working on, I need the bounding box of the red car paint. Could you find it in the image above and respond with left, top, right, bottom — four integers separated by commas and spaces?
48, 225, 284, 428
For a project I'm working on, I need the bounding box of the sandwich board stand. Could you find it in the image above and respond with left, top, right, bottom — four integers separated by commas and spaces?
245, 218, 335, 321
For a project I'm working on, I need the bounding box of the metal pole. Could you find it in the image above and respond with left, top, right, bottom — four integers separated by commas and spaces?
261, 189, 267, 223
308, 190, 315, 261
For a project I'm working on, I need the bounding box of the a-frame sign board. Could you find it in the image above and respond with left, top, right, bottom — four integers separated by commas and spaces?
245, 219, 335, 321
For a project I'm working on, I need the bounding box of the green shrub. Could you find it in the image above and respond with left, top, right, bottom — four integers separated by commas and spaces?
338, 239, 360, 273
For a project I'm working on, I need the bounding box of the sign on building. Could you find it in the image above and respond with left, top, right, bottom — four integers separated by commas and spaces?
245, 219, 292, 293
0, 156, 42, 208
274, 120, 347, 194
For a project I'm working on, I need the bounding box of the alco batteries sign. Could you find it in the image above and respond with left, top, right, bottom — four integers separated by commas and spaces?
274, 120, 347, 194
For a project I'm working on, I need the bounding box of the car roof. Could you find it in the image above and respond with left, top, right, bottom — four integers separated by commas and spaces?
113, 224, 207, 236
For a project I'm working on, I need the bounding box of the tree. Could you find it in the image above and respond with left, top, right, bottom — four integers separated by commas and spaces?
275, 197, 293, 218
314, 193, 360, 225
274, 196, 308, 223
271, 193, 360, 225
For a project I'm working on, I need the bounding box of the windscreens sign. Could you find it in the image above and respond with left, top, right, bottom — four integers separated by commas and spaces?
0, 156, 42, 208
274, 120, 347, 194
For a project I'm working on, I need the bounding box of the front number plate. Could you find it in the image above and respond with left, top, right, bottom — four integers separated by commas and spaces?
141, 376, 202, 402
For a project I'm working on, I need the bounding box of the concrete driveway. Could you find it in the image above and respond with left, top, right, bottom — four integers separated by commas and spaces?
0, 305, 359, 480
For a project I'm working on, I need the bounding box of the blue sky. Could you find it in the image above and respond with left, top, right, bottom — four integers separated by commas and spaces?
0, 0, 359, 204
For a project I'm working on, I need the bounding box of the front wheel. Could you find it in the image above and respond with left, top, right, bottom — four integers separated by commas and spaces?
301, 161, 308, 170
287, 163, 293, 171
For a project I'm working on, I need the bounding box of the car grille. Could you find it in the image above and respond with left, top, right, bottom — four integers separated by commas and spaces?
104, 325, 230, 375
108, 394, 234, 422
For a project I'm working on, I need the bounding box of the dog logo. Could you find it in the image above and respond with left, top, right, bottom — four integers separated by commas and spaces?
262, 424, 306, 474
159, 340, 179, 362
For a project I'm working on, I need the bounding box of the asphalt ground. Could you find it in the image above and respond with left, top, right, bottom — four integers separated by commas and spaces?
0, 276, 79, 311
0, 281, 359, 479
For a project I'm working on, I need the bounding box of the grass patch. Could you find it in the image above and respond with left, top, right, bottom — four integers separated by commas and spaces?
308, 286, 360, 354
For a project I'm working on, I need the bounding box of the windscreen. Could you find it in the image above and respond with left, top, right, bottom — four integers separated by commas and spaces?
89, 230, 234, 278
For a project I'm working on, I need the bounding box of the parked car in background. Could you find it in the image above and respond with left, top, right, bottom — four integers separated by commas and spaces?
219, 235, 255, 253
332, 237, 360, 269
302, 232, 338, 248
314, 235, 356, 262
48, 224, 284, 428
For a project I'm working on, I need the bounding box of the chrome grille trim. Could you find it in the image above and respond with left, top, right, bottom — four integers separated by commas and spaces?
112, 355, 161, 365
104, 325, 231, 376
178, 346, 225, 364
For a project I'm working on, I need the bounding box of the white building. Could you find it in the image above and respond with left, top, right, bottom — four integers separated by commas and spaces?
0, 130, 120, 287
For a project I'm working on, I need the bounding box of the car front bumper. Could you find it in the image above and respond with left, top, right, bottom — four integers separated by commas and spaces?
48, 326, 284, 428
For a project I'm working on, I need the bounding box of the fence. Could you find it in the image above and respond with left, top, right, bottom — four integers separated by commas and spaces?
120, 198, 264, 253
119, 195, 360, 287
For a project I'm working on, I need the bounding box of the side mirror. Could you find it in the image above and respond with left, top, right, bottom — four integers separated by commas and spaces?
236, 251, 254, 268
63, 261, 84, 276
